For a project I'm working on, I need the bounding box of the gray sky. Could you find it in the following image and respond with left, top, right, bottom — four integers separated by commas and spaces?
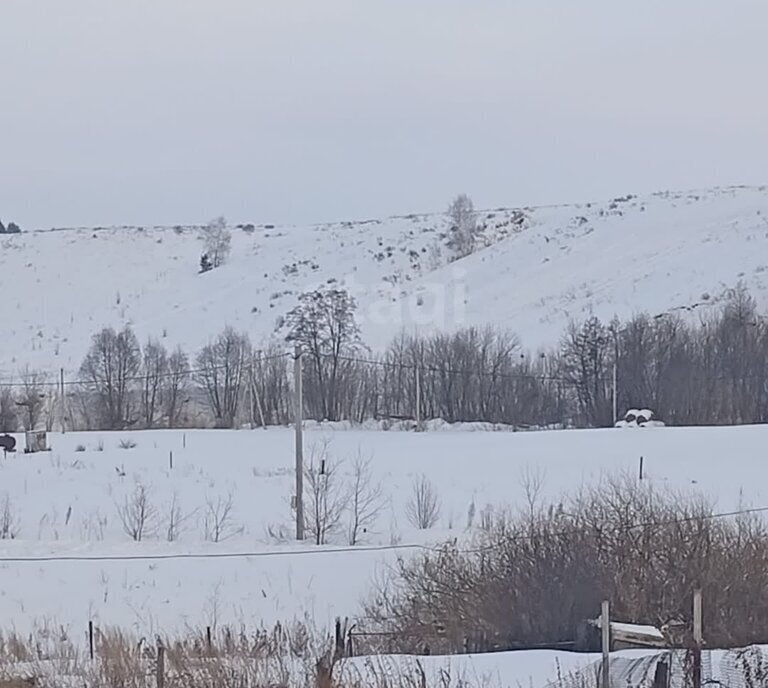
2, 1, 766, 229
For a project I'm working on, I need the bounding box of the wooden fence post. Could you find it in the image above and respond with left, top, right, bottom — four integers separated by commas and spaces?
88, 620, 94, 660
693, 588, 703, 688
601, 600, 611, 688
653, 659, 668, 688
156, 644, 165, 688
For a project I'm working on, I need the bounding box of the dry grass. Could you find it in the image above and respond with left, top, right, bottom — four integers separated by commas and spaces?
0, 623, 482, 688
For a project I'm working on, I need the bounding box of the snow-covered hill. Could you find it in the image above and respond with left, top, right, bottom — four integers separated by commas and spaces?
2, 185, 767, 375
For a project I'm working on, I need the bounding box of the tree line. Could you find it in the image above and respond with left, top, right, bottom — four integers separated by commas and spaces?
0, 219, 21, 234
2, 285, 768, 432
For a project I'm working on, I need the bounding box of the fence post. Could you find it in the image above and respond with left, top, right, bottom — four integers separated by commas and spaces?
601, 600, 610, 688
653, 658, 668, 688
693, 588, 703, 688
88, 620, 94, 660
415, 366, 421, 427
156, 644, 165, 688
206, 625, 212, 654
60, 368, 66, 434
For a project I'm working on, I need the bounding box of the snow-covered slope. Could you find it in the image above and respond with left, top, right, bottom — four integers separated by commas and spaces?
2, 185, 767, 375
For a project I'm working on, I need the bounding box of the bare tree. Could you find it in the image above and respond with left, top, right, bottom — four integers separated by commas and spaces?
446, 193, 479, 259
347, 452, 385, 545
0, 388, 17, 433
195, 328, 251, 428
283, 288, 363, 421
116, 482, 158, 541
0, 493, 20, 539
140, 339, 168, 428
163, 347, 191, 428
560, 316, 613, 427
80, 326, 141, 429
204, 492, 241, 542
405, 475, 441, 530
304, 442, 349, 545
15, 367, 48, 430
200, 216, 232, 268
165, 492, 197, 542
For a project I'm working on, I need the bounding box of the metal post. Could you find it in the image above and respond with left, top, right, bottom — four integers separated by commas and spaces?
601, 600, 611, 688
294, 345, 304, 541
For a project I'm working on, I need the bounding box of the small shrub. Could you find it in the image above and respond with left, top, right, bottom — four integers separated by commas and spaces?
74, 444, 86, 453
118, 439, 137, 450
405, 475, 441, 530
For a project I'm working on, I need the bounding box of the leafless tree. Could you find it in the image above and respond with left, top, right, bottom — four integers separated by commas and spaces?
304, 442, 349, 545
283, 288, 363, 421
15, 367, 48, 430
0, 493, 20, 539
195, 328, 251, 428
140, 339, 168, 428
250, 344, 292, 425
204, 492, 241, 542
116, 482, 158, 541
80, 326, 141, 429
0, 388, 18, 433
560, 316, 613, 427
200, 216, 232, 268
446, 193, 479, 259
347, 452, 385, 545
165, 492, 197, 542
163, 347, 191, 428
405, 475, 441, 530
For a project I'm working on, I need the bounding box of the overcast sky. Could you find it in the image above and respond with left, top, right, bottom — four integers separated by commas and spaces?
1, 1, 766, 229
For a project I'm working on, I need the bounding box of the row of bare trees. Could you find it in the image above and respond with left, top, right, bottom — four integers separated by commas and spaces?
3, 286, 768, 432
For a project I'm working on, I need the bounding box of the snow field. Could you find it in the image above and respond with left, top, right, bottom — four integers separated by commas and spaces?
0, 423, 766, 639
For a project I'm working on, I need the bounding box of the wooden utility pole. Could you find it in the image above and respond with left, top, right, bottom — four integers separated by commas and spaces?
156, 644, 165, 688
692, 588, 703, 688
601, 600, 611, 688
60, 368, 66, 434
415, 366, 421, 427
294, 345, 305, 541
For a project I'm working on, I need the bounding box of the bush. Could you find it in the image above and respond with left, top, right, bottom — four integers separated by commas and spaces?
405, 475, 440, 530
364, 475, 768, 653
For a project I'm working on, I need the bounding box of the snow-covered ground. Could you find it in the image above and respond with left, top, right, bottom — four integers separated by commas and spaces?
0, 423, 765, 639
2, 185, 768, 377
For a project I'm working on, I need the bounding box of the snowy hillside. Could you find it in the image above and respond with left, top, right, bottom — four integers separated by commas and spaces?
2, 185, 767, 376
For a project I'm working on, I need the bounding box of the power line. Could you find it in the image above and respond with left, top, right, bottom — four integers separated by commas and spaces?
0, 352, 291, 390
1, 505, 765, 564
